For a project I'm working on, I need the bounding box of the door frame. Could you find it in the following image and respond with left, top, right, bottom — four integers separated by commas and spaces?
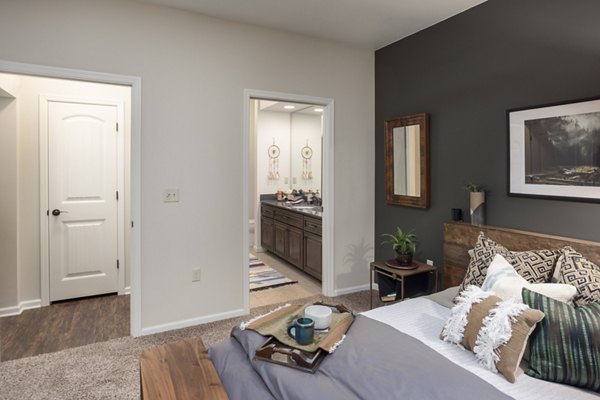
0, 59, 143, 337
242, 89, 335, 314
40, 95, 126, 304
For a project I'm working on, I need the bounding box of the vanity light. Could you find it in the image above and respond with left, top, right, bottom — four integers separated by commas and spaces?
284, 105, 295, 109
314, 108, 324, 112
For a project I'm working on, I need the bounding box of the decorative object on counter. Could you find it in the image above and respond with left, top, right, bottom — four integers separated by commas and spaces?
381, 227, 417, 266
466, 182, 485, 226
267, 138, 280, 181
508, 97, 600, 203
277, 190, 284, 201
451, 208, 462, 221
301, 140, 313, 180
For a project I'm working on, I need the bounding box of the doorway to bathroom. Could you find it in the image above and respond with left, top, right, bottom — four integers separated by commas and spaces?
243, 90, 334, 311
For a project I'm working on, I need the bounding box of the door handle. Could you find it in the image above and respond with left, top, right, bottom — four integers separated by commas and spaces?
51, 209, 69, 216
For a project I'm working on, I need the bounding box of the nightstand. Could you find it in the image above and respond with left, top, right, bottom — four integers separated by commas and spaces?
369, 260, 438, 309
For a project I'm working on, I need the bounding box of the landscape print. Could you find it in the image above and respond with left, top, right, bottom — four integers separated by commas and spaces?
525, 111, 600, 187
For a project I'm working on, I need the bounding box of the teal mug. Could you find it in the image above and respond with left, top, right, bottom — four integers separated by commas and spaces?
287, 317, 314, 345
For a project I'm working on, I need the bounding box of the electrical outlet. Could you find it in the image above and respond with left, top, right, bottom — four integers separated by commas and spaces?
293, 177, 297, 184
192, 268, 201, 282
163, 188, 179, 203
426, 259, 434, 266
284, 177, 289, 184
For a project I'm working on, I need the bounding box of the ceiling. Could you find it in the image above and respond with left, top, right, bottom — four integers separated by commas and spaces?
140, 0, 487, 49
259, 100, 323, 115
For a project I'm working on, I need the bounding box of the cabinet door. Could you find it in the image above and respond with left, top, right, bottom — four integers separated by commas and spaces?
287, 225, 304, 268
304, 233, 322, 280
274, 222, 287, 258
260, 217, 274, 251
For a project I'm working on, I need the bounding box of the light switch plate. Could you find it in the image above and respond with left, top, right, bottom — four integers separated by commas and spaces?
163, 188, 179, 202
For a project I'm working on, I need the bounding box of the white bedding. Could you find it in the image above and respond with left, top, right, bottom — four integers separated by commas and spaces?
362, 297, 598, 400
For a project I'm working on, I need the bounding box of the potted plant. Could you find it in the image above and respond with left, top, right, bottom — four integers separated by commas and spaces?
382, 227, 417, 266
465, 182, 485, 226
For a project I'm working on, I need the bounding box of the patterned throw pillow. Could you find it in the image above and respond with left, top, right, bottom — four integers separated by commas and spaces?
522, 288, 600, 392
458, 233, 559, 293
552, 246, 600, 306
441, 286, 544, 383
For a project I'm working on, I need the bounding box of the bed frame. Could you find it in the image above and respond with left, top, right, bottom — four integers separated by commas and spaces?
443, 220, 600, 289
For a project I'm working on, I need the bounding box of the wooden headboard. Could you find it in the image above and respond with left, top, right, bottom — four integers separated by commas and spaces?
443, 221, 600, 289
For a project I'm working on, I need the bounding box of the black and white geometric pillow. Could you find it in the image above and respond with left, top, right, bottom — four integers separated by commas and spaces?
553, 246, 600, 307
458, 233, 560, 294
505, 249, 561, 284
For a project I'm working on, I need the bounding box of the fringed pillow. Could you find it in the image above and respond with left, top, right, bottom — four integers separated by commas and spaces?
441, 285, 544, 383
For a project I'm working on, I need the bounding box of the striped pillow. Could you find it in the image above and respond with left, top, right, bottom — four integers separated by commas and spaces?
522, 288, 600, 392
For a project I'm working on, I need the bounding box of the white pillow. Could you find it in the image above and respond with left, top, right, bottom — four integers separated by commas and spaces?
481, 254, 577, 303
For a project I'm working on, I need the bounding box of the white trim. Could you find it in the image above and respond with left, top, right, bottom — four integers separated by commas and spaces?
0, 299, 41, 318
242, 89, 336, 312
334, 283, 372, 296
0, 59, 143, 337
39, 95, 126, 304
140, 308, 246, 336
123, 286, 131, 295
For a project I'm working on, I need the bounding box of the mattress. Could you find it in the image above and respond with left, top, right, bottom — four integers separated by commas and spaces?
363, 297, 597, 400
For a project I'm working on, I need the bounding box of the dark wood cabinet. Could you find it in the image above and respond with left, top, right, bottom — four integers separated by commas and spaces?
260, 216, 274, 252
287, 225, 304, 267
261, 203, 321, 280
274, 221, 287, 258
304, 232, 322, 280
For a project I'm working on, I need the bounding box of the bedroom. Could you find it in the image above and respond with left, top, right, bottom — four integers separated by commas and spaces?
1, 0, 600, 398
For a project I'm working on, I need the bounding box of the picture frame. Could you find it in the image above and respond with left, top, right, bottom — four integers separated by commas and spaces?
507, 97, 600, 202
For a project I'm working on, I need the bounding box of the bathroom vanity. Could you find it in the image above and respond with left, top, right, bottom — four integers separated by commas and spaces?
260, 201, 322, 281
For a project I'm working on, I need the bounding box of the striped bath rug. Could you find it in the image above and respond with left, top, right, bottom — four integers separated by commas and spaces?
249, 254, 297, 291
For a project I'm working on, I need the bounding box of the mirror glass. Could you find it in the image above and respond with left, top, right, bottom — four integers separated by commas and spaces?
393, 124, 421, 197
385, 113, 429, 208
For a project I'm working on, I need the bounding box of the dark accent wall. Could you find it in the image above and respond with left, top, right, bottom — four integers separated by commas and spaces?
375, 0, 600, 273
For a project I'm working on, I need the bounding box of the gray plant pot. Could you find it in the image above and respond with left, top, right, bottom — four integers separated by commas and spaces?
395, 251, 413, 266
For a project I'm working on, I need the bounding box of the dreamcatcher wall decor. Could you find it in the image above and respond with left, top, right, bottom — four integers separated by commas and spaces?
267, 138, 280, 180
301, 140, 313, 180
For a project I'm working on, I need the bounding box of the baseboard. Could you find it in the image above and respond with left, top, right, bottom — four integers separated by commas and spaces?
122, 286, 131, 295
334, 283, 375, 296
0, 299, 42, 318
140, 308, 247, 336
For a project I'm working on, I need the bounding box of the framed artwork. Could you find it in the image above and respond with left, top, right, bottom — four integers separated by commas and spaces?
508, 97, 600, 202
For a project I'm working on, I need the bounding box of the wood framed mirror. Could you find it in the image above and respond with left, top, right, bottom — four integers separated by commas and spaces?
384, 113, 430, 208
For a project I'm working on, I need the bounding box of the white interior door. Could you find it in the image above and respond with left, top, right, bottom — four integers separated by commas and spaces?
48, 100, 119, 302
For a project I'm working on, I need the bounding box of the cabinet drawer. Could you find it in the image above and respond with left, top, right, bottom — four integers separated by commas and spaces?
274, 208, 303, 229
261, 204, 275, 218
303, 216, 322, 236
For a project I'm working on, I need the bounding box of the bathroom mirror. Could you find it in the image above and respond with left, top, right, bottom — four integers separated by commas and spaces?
384, 113, 429, 208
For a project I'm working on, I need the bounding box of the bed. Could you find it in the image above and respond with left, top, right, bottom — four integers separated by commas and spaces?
208, 221, 600, 399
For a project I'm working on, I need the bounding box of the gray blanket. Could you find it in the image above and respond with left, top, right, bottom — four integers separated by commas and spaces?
210, 315, 513, 400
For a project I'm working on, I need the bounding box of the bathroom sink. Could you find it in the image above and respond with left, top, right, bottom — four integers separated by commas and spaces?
292, 205, 323, 212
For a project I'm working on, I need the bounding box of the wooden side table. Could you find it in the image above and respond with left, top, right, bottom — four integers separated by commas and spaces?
369, 260, 438, 309
140, 338, 228, 400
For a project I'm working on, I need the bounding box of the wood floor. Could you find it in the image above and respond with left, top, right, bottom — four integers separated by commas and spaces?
0, 294, 129, 362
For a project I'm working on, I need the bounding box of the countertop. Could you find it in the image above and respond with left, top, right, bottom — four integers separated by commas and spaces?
261, 199, 322, 218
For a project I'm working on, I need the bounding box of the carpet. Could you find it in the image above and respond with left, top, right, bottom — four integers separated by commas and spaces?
249, 254, 297, 291
0, 291, 372, 400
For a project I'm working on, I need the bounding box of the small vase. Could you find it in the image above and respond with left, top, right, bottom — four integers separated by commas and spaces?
395, 251, 413, 266
470, 191, 485, 226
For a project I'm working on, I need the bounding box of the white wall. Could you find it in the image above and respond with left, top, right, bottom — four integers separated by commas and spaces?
0, 0, 374, 330
0, 72, 131, 312
256, 110, 291, 196
0, 83, 18, 310
291, 113, 322, 192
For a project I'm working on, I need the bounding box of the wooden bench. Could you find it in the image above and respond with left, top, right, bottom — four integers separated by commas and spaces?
140, 338, 228, 400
